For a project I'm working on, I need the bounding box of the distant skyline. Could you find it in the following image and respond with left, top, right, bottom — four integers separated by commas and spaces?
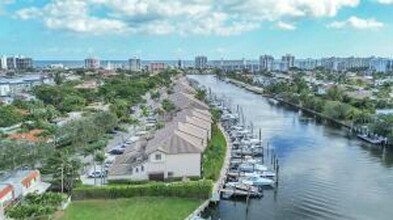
1, 0, 393, 60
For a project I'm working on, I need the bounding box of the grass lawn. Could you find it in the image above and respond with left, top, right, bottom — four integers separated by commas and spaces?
60, 197, 203, 220
203, 124, 227, 180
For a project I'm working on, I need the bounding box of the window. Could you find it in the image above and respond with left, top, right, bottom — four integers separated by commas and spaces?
135, 168, 139, 173
155, 153, 162, 161
168, 172, 174, 178
141, 165, 144, 172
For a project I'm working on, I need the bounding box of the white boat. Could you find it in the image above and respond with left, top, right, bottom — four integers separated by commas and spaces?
254, 164, 269, 172
260, 171, 276, 178
240, 176, 275, 186
238, 163, 268, 172
240, 171, 276, 179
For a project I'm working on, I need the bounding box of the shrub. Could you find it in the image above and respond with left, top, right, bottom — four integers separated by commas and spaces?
73, 180, 212, 200
202, 125, 227, 180
6, 193, 65, 220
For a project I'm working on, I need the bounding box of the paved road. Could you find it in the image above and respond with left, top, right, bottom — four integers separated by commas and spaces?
80, 93, 157, 186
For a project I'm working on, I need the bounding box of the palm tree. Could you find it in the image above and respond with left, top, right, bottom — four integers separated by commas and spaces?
45, 150, 81, 194
94, 152, 106, 185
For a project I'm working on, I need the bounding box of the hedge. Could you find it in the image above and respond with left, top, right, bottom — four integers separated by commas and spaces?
107, 176, 201, 185
72, 180, 213, 200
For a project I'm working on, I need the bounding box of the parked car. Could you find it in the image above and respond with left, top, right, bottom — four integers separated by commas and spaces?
135, 131, 148, 136
88, 171, 106, 178
107, 148, 125, 155
107, 130, 118, 135
125, 136, 139, 145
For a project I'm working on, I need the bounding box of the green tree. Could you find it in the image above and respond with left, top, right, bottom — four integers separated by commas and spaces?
43, 150, 81, 194
326, 86, 344, 102
161, 99, 176, 112
195, 89, 207, 101
0, 105, 24, 127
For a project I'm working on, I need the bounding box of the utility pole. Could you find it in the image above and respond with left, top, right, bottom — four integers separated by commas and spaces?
61, 165, 64, 194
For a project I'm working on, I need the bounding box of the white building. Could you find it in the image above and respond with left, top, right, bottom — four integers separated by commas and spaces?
0, 83, 11, 97
295, 58, 320, 70
129, 56, 141, 71
195, 56, 208, 69
109, 108, 212, 181
0, 75, 54, 97
109, 79, 214, 182
0, 55, 7, 70
281, 54, 295, 70
210, 58, 258, 73
85, 57, 100, 69
259, 55, 274, 71
369, 57, 391, 73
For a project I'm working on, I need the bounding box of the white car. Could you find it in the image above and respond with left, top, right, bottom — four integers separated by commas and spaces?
88, 171, 106, 178
125, 136, 139, 144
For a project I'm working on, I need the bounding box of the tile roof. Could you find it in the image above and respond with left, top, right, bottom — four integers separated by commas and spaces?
145, 129, 203, 154
169, 92, 209, 111
7, 129, 45, 143
109, 79, 212, 177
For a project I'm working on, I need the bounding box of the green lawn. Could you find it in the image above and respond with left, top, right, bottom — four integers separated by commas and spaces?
61, 197, 203, 220
203, 124, 227, 180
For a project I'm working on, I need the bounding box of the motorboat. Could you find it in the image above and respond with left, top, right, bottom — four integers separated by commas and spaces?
239, 176, 275, 186
260, 170, 276, 179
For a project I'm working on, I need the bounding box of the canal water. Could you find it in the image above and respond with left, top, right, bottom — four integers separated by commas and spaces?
188, 75, 393, 220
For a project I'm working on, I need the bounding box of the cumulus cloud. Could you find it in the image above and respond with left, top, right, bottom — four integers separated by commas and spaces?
277, 21, 296, 30
328, 16, 384, 30
377, 0, 393, 4
15, 0, 361, 35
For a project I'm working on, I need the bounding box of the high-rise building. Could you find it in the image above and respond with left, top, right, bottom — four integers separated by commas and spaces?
281, 54, 295, 70
195, 56, 208, 69
16, 57, 33, 70
259, 55, 274, 71
369, 57, 390, 73
85, 57, 100, 69
4, 56, 33, 70
0, 56, 7, 70
6, 56, 17, 69
295, 58, 320, 70
129, 56, 141, 72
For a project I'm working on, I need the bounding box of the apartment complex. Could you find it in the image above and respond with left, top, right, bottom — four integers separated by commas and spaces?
129, 56, 141, 71
149, 63, 167, 73
196, 54, 393, 73
195, 56, 208, 69
259, 55, 274, 71
109, 79, 212, 181
85, 57, 100, 69
0, 55, 33, 70
281, 54, 295, 71
0, 74, 54, 104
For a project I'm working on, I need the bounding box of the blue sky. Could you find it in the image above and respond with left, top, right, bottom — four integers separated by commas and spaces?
0, 0, 393, 60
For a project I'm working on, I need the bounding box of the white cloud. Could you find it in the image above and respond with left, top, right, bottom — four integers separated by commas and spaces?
328, 16, 384, 30
0, 0, 15, 15
277, 21, 296, 30
15, 0, 361, 35
377, 0, 393, 4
